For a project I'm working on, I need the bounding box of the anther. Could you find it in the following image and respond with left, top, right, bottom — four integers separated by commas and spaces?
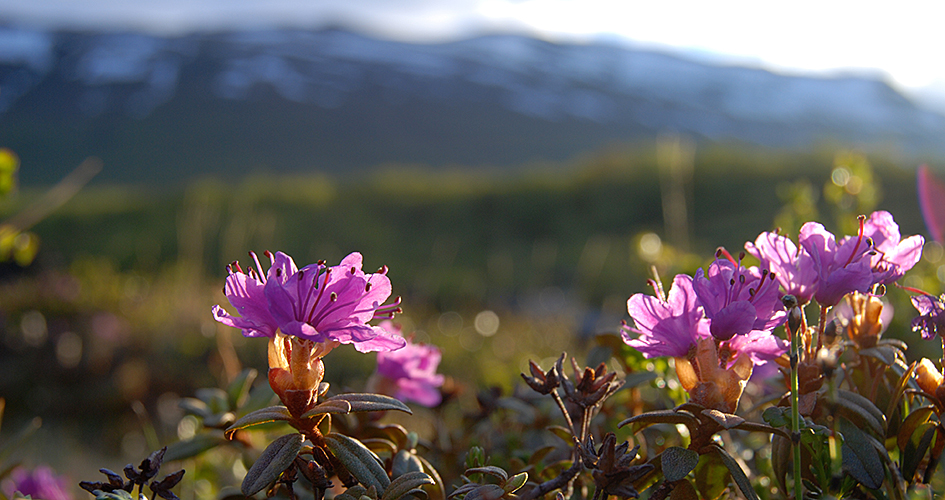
365, 282, 373, 292
329, 292, 337, 301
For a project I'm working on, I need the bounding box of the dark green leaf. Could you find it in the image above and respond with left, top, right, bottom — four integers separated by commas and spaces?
762, 407, 791, 428
226, 368, 258, 409
887, 361, 918, 425
327, 394, 412, 414
301, 399, 353, 418
769, 435, 790, 496
225, 406, 292, 439
416, 454, 446, 500
897, 405, 934, 451
196, 388, 230, 413
382, 471, 434, 500
858, 345, 898, 366
462, 485, 505, 500
836, 390, 885, 437
178, 398, 211, 418
392, 450, 424, 477
839, 417, 885, 490
241, 433, 303, 496
692, 452, 728, 500
325, 433, 391, 492
661, 447, 699, 482
700, 409, 744, 430
623, 371, 659, 389
465, 466, 508, 482
669, 480, 699, 500
618, 409, 698, 431
164, 433, 230, 462
901, 422, 936, 481
706, 444, 759, 500
93, 490, 136, 500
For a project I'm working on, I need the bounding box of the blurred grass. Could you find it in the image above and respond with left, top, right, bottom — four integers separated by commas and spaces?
0, 141, 938, 481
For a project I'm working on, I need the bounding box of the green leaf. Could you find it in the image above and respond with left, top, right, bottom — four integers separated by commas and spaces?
769, 434, 791, 496
700, 409, 744, 430
502, 472, 528, 494
623, 371, 659, 389
391, 450, 424, 477
326, 433, 391, 492
761, 407, 791, 428
858, 345, 899, 366
661, 447, 699, 482
93, 490, 135, 500
225, 406, 292, 439
897, 405, 934, 451
465, 466, 508, 482
416, 454, 446, 500
227, 368, 258, 409
462, 485, 505, 500
887, 361, 918, 422
164, 433, 230, 462
196, 388, 230, 413
301, 399, 353, 418
669, 480, 700, 500
835, 390, 885, 437
839, 417, 885, 490
618, 409, 698, 431
706, 444, 759, 500
381, 471, 434, 500
241, 433, 303, 496
901, 422, 936, 481
326, 394, 412, 414
692, 453, 728, 500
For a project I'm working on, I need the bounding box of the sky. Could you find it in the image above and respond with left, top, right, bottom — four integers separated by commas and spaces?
1, 0, 943, 103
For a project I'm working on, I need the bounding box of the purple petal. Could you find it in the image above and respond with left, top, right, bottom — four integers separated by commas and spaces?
710, 300, 757, 340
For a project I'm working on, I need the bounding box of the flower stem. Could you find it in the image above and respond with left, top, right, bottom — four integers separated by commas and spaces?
790, 306, 803, 500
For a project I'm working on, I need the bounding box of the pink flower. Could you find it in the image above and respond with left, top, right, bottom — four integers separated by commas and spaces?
692, 257, 785, 341
621, 274, 710, 358
3, 466, 72, 500
745, 231, 818, 305
857, 211, 923, 285
799, 220, 874, 307
373, 322, 444, 407
911, 293, 945, 340
213, 251, 405, 353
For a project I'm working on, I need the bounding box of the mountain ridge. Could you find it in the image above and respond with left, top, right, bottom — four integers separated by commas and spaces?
0, 26, 942, 184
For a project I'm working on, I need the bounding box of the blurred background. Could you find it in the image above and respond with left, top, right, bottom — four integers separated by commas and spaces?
1, 0, 944, 492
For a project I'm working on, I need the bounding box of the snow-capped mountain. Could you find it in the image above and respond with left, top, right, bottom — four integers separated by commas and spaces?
1, 26, 942, 184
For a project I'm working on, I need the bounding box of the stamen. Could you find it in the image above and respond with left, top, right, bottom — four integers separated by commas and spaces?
250, 252, 267, 284
350, 266, 357, 275
329, 292, 338, 302
842, 215, 867, 268
377, 265, 389, 275
365, 282, 373, 292
717, 247, 738, 265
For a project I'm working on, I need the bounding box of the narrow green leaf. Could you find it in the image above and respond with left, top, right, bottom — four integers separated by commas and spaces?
164, 433, 230, 462
623, 371, 659, 389
227, 368, 258, 409
836, 390, 885, 436
897, 405, 934, 451
858, 345, 898, 366
196, 388, 230, 413
769, 435, 790, 496
382, 471, 434, 500
901, 422, 936, 481
502, 472, 528, 494
699, 409, 744, 430
241, 433, 303, 496
391, 450, 424, 477
692, 453, 728, 500
326, 433, 391, 492
463, 485, 505, 500
465, 466, 508, 482
225, 406, 292, 439
326, 394, 412, 414
662, 447, 699, 482
839, 417, 885, 490
706, 444, 760, 500
416, 454, 446, 500
301, 399, 353, 418
618, 409, 698, 430
887, 361, 918, 422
